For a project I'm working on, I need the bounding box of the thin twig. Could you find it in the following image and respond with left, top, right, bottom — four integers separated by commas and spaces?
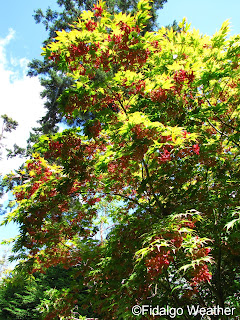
206, 119, 240, 148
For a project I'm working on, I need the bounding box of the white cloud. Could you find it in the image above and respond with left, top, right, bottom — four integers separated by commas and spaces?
0, 28, 15, 63
0, 29, 45, 176
0, 29, 46, 257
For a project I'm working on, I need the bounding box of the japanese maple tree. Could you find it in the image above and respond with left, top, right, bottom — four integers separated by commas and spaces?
2, 0, 240, 318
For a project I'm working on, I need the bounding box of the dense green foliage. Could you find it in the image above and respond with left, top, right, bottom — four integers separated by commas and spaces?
0, 265, 93, 320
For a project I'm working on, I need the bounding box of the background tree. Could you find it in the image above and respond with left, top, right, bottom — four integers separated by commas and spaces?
0, 114, 18, 158
0, 263, 95, 320
27, 0, 167, 136
0, 114, 19, 212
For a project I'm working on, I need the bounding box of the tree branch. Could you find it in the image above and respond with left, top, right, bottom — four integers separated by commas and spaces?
104, 191, 157, 217
163, 270, 191, 320
207, 119, 240, 148
205, 98, 240, 148
142, 159, 163, 214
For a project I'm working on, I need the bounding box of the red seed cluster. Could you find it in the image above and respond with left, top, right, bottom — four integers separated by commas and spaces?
150, 87, 167, 103
191, 264, 212, 286
93, 4, 103, 17
146, 249, 173, 279
173, 69, 195, 84
85, 20, 97, 31
88, 120, 102, 137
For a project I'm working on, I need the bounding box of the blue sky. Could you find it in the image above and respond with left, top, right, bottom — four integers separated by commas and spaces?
1, 0, 240, 64
0, 0, 240, 261
0, 0, 58, 61
157, 0, 240, 36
